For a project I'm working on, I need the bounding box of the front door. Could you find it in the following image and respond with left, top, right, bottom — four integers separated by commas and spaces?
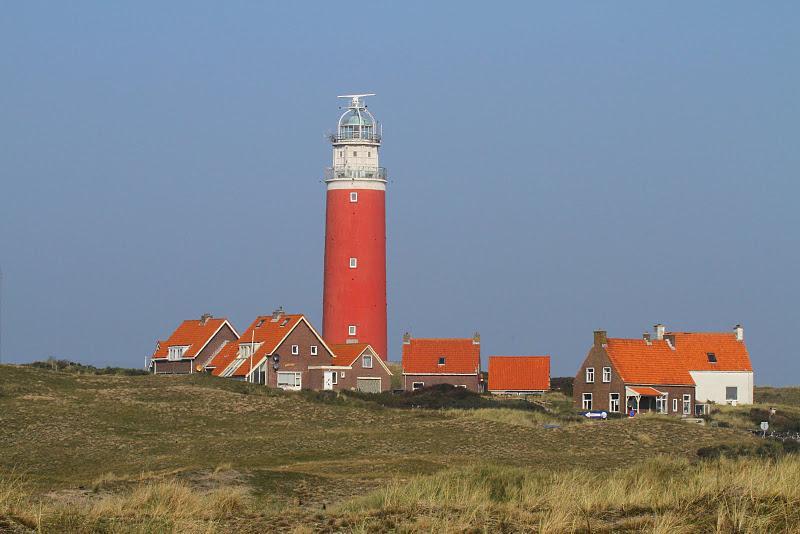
323, 371, 334, 390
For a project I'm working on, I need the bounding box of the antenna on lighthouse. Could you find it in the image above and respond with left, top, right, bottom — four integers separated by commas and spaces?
337, 93, 376, 108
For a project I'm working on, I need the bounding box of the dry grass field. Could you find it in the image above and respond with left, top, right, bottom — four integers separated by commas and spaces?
1, 364, 797, 532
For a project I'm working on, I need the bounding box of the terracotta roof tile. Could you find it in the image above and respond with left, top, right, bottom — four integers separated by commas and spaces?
151, 318, 231, 360
402, 338, 480, 375
328, 343, 369, 366
207, 341, 238, 376
488, 356, 550, 392
669, 332, 752, 372
605, 338, 695, 385
229, 314, 305, 377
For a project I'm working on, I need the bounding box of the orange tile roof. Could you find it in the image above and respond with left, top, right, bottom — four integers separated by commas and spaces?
151, 318, 231, 360
230, 314, 305, 377
328, 343, 369, 366
206, 340, 238, 376
402, 338, 480, 375
488, 356, 550, 392
668, 332, 752, 372
605, 338, 695, 385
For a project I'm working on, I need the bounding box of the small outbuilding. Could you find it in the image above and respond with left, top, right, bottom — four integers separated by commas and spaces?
487, 356, 550, 395
401, 332, 483, 392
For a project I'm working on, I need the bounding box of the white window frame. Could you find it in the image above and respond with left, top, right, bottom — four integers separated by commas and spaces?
363, 355, 373, 369
609, 393, 620, 413
291, 344, 299, 355
277, 371, 301, 390
455, 385, 467, 389
726, 386, 738, 402
586, 367, 595, 383
349, 257, 357, 269
310, 345, 318, 356
348, 325, 357, 336
673, 398, 678, 412
331, 371, 338, 385
682, 394, 691, 415
350, 191, 358, 203
602, 367, 611, 383
412, 381, 424, 391
167, 346, 188, 361
582, 393, 593, 410
656, 396, 668, 414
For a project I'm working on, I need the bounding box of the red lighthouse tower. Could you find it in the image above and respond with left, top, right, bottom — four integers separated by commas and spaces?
322, 94, 388, 360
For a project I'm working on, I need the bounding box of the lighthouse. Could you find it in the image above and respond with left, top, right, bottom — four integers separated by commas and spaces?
322, 94, 388, 360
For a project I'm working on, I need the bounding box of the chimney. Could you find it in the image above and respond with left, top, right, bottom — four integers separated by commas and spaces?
472, 332, 481, 345
734, 324, 744, 342
654, 324, 665, 341
200, 313, 213, 326
271, 306, 284, 322
402, 332, 411, 344
593, 330, 608, 347
642, 332, 651, 344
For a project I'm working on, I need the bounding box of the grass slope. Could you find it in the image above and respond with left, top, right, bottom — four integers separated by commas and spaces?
0, 365, 788, 532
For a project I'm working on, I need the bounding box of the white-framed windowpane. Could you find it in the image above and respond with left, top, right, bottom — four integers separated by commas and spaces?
682, 394, 691, 415
310, 345, 318, 356
277, 372, 301, 390
348, 325, 357, 336
412, 382, 424, 391
609, 393, 620, 413
656, 396, 667, 414
582, 393, 593, 410
349, 257, 357, 269
363, 355, 373, 368
602, 367, 611, 383
726, 387, 738, 401
350, 191, 358, 203
673, 398, 678, 412
168, 346, 187, 361
331, 372, 338, 385
586, 368, 594, 383
291, 344, 299, 355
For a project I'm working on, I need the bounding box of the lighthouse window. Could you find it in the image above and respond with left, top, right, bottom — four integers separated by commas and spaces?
348, 325, 357, 336
353, 151, 357, 157
349, 257, 357, 269
350, 192, 358, 203
368, 151, 371, 157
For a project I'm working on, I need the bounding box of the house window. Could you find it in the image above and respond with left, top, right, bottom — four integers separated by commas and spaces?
673, 398, 678, 412
412, 382, 424, 391
582, 393, 593, 410
291, 345, 299, 355
438, 356, 446, 365
251, 363, 266, 385
683, 394, 691, 415
310, 345, 318, 356
238, 343, 256, 359
363, 355, 373, 368
602, 367, 611, 383
656, 396, 667, 414
280, 318, 289, 327
348, 325, 357, 336
277, 371, 301, 390
350, 191, 358, 203
455, 385, 467, 388
726, 387, 738, 401
331, 372, 338, 385
586, 368, 595, 383
256, 319, 265, 328
168, 346, 187, 361
349, 257, 357, 269
609, 393, 620, 413
707, 352, 717, 363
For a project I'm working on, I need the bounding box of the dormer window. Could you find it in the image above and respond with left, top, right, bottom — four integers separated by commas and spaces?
438, 356, 446, 366
707, 352, 717, 363
168, 346, 188, 361
238, 343, 256, 359
256, 319, 265, 328
280, 318, 290, 327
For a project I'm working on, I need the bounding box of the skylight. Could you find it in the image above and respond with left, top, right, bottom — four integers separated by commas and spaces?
707, 352, 717, 363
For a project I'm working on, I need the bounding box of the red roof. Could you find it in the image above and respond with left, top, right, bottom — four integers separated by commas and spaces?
488, 356, 550, 392
230, 314, 305, 377
206, 341, 238, 376
669, 332, 752, 372
603, 330, 752, 386
151, 317, 232, 360
605, 338, 695, 386
402, 338, 480, 375
328, 343, 369, 366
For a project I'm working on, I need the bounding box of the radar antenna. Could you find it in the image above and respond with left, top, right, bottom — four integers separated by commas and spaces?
337, 93, 376, 108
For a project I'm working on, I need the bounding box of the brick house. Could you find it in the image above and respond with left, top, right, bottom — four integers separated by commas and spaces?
206, 309, 392, 393
488, 356, 550, 395
574, 324, 753, 416
401, 332, 483, 392
308, 343, 393, 393
150, 313, 239, 374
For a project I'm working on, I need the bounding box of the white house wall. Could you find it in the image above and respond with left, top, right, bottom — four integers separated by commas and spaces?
690, 371, 754, 405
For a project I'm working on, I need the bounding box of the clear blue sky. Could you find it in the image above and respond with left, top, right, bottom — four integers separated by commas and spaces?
1, 2, 798, 384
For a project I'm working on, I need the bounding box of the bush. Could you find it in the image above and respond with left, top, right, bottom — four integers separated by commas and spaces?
697, 440, 800, 460
749, 407, 800, 432
26, 358, 149, 376
550, 377, 574, 397
340, 384, 548, 412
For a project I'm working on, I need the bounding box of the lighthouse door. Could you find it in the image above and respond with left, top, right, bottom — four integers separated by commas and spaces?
323, 371, 334, 390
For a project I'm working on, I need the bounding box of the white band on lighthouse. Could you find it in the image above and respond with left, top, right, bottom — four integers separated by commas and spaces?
327, 180, 386, 191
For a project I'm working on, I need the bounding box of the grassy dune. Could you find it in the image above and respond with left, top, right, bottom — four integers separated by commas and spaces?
0, 365, 796, 532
